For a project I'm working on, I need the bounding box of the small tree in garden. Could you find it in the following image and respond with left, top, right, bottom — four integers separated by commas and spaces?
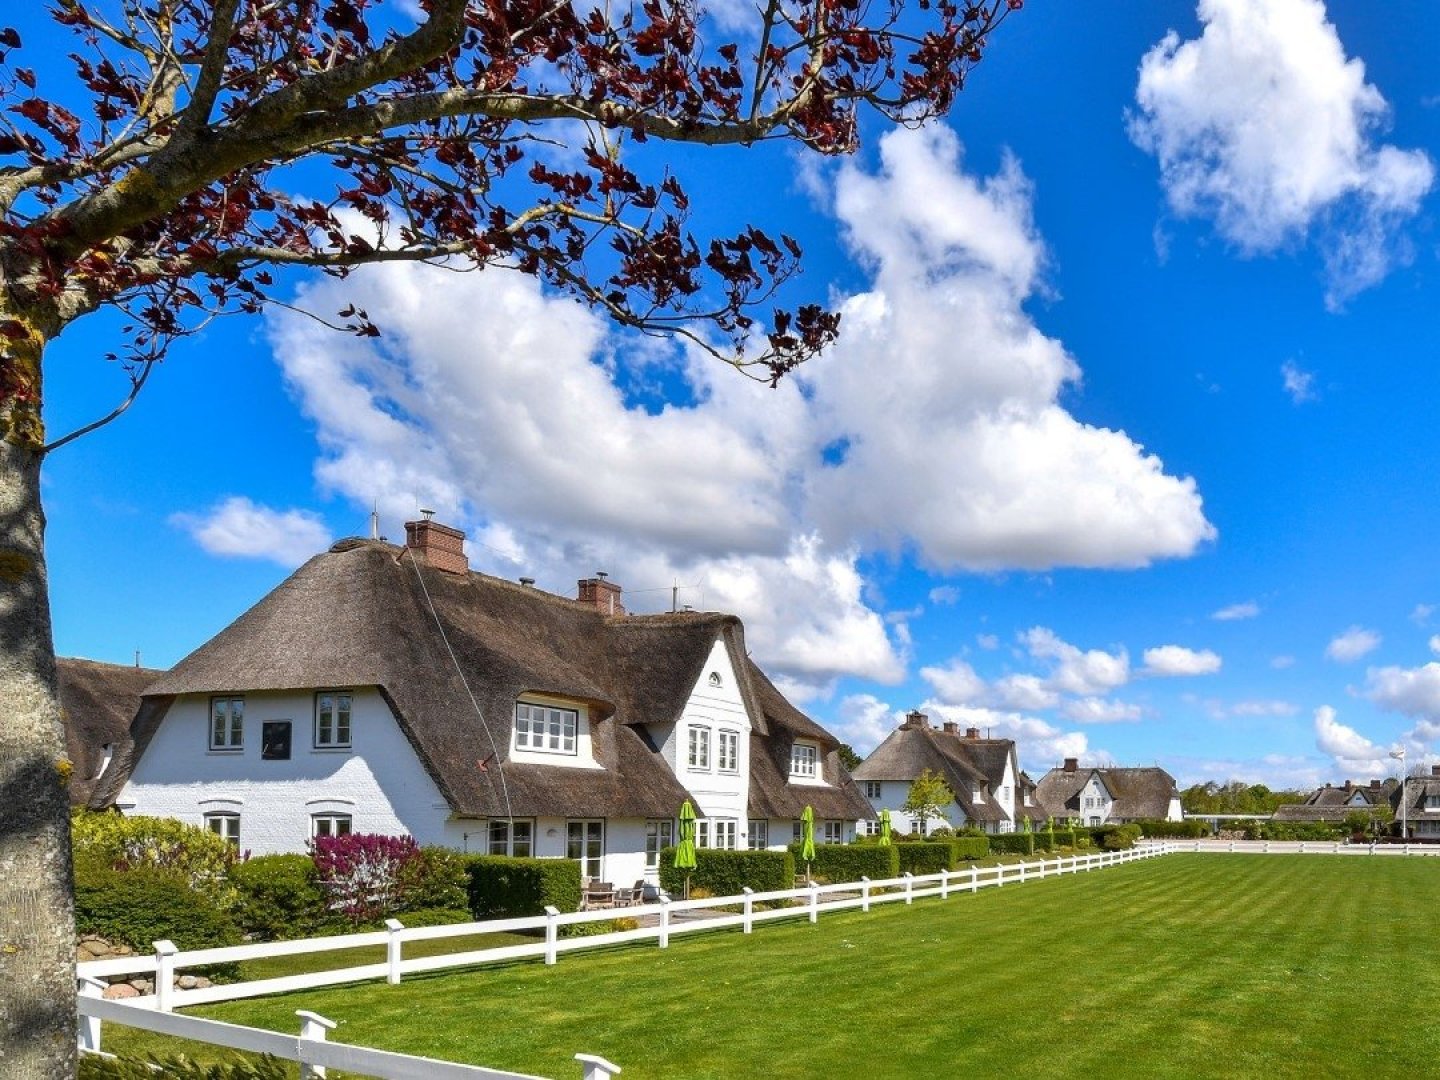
903, 769, 955, 838
311, 833, 421, 924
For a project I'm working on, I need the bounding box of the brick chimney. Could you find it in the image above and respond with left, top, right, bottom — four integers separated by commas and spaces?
1370, 779, 1381, 790
404, 514, 468, 574
1343, 780, 1353, 791
1432, 765, 1440, 778
902, 710, 930, 729
577, 572, 625, 616
1063, 757, 1078, 773
942, 721, 958, 734
965, 727, 981, 740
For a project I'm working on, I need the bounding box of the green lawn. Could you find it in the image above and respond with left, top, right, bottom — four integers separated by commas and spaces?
104, 855, 1440, 1078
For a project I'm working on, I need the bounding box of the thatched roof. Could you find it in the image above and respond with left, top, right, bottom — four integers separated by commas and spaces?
56, 658, 161, 806
1035, 765, 1179, 821
850, 719, 1013, 824
95, 538, 868, 821
1391, 777, 1440, 817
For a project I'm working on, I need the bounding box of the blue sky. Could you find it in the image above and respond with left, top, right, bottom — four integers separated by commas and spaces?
35, 0, 1440, 788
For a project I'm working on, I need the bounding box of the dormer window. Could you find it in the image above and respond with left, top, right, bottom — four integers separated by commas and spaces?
972, 785, 983, 802
515, 702, 578, 755
790, 742, 818, 779
210, 697, 244, 752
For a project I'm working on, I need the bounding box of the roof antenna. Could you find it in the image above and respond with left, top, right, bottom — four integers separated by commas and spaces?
134, 648, 141, 669
370, 501, 380, 541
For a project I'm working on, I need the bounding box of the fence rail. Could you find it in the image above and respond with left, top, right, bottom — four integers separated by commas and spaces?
1142, 838, 1440, 856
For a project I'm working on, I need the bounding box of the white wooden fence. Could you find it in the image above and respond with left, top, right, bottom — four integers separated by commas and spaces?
1142, 837, 1440, 856
76, 844, 1170, 1078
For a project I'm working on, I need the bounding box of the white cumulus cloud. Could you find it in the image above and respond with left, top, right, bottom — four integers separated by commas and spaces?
830, 694, 902, 756
1313, 705, 1395, 775
1061, 697, 1144, 724
1021, 627, 1131, 697
1326, 626, 1381, 663
1281, 361, 1317, 404
1142, 645, 1223, 677
171, 497, 332, 567
1211, 600, 1260, 621
266, 126, 1214, 695
1130, 0, 1434, 308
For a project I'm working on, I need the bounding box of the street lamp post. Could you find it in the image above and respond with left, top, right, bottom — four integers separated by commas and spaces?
1390, 749, 1407, 841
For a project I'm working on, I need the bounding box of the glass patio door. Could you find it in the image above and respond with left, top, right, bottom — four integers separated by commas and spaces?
567, 819, 605, 881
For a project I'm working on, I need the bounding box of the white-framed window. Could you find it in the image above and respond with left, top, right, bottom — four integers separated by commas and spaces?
863, 780, 882, 799
860, 819, 880, 837
209, 697, 244, 751
645, 819, 674, 870
700, 819, 737, 850
205, 811, 240, 846
311, 813, 352, 839
1425, 794, 1440, 810
717, 730, 739, 773
1024, 789, 1034, 807
487, 819, 534, 857
314, 692, 352, 749
515, 702, 577, 755
790, 742, 818, 779
747, 819, 769, 850
567, 820, 603, 880
687, 726, 711, 770
822, 820, 843, 845
1000, 786, 1010, 804
792, 820, 804, 842
972, 786, 983, 803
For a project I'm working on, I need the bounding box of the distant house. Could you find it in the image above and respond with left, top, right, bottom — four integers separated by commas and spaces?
1035, 759, 1182, 825
1391, 767, 1440, 839
56, 657, 161, 807
1272, 779, 1395, 824
850, 710, 1024, 835
93, 517, 872, 885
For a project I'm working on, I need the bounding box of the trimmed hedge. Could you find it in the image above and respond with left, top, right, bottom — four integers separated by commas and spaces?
896, 842, 953, 875
789, 842, 899, 883
398, 846, 470, 913
659, 847, 794, 896
951, 836, 990, 861
988, 832, 1035, 855
1136, 819, 1209, 838
74, 863, 241, 954
464, 855, 582, 917
229, 854, 337, 941
72, 810, 240, 911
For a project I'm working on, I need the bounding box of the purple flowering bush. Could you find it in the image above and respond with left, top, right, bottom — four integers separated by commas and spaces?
311, 833, 421, 923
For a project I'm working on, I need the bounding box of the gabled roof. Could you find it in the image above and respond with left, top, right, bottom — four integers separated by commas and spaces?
94, 538, 865, 821
851, 720, 1012, 823
56, 658, 162, 806
1036, 765, 1179, 821
1391, 777, 1440, 816
1303, 783, 1384, 808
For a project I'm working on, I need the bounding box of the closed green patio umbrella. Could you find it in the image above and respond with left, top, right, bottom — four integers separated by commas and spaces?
879, 808, 892, 847
676, 800, 697, 899
800, 805, 816, 882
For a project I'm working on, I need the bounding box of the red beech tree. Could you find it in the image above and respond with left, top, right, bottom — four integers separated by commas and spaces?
0, 0, 1016, 1071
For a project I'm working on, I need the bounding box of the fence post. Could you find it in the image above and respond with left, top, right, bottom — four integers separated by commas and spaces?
1019, 860, 1027, 884
902, 872, 914, 905
77, 975, 105, 1055
742, 888, 754, 934
940, 869, 950, 899
545, 906, 560, 965
809, 881, 820, 924
1299, 842, 1306, 854
861, 876, 871, 913
1229, 841, 1234, 853
154, 939, 178, 1013
970, 864, 979, 893
659, 896, 671, 949
385, 918, 405, 984
1264, 841, 1270, 854
296, 1010, 337, 1080
576, 1053, 624, 1080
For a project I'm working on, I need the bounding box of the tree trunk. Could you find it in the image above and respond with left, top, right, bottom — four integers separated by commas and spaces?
0, 323, 75, 1075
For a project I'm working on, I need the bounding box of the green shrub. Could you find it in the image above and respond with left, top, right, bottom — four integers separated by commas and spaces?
229, 854, 337, 941
393, 906, 474, 927
1030, 831, 1054, 852
896, 842, 953, 875
660, 847, 794, 896
1135, 819, 1209, 838
988, 832, 1034, 855
398, 846, 470, 913
1100, 824, 1143, 851
75, 863, 241, 954
80, 1054, 287, 1079
951, 836, 990, 861
464, 855, 582, 916
72, 810, 240, 911
788, 842, 898, 883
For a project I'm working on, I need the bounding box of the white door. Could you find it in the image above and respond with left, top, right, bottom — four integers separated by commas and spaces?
567, 819, 605, 881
